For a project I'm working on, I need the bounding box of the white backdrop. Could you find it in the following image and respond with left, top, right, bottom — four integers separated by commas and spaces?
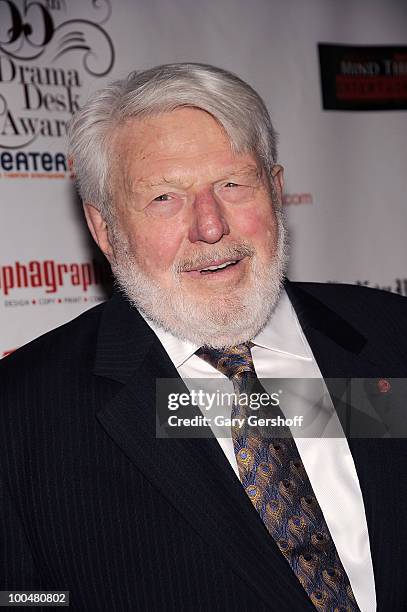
1, 0, 406, 357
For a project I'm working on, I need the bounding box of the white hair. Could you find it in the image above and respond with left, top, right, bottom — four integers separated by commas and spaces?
67, 63, 278, 219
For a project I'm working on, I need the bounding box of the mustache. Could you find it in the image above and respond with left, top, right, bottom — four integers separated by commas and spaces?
175, 244, 254, 273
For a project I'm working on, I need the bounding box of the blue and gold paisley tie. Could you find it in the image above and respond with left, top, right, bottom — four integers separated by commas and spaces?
196, 343, 360, 612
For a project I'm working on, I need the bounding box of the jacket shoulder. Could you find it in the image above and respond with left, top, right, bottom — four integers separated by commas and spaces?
288, 281, 407, 341
291, 281, 407, 309
0, 301, 106, 378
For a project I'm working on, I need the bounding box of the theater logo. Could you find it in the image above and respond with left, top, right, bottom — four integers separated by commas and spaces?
318, 44, 407, 110
0, 0, 114, 174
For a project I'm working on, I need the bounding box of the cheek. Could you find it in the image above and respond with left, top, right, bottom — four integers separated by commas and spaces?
128, 219, 185, 273
233, 207, 277, 243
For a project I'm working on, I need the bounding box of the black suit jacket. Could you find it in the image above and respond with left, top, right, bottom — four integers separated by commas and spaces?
1, 281, 407, 611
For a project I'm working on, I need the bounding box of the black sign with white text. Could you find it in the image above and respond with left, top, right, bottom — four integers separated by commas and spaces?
318, 43, 407, 111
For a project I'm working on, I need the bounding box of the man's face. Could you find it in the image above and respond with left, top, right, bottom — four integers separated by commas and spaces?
88, 107, 287, 348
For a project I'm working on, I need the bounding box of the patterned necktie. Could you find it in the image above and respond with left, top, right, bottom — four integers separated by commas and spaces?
196, 343, 360, 612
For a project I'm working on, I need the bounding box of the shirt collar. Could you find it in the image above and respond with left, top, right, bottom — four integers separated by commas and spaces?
251, 290, 312, 360
140, 288, 312, 368
139, 315, 199, 368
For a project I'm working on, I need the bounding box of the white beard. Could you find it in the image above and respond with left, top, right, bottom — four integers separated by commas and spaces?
110, 210, 288, 349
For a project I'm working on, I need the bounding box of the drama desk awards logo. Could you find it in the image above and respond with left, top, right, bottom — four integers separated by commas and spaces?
0, 0, 114, 174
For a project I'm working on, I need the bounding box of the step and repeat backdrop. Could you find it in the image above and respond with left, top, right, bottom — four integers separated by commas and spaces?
1, 0, 406, 357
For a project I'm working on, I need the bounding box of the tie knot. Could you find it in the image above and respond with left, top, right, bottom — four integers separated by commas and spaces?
196, 343, 255, 381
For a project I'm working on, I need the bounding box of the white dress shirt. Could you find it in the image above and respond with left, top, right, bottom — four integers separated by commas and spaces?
142, 290, 376, 611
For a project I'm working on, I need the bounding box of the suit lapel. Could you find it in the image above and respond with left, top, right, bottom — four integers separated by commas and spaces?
285, 280, 405, 435
285, 281, 407, 605
94, 293, 314, 610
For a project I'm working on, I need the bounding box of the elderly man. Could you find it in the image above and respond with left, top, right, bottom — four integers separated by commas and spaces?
1, 63, 407, 612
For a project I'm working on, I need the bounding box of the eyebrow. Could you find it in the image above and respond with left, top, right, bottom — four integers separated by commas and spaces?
131, 164, 262, 192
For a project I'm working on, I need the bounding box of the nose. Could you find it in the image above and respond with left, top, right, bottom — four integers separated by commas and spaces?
188, 189, 230, 243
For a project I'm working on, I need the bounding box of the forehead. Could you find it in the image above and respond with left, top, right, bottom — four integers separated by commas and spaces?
111, 108, 258, 190
114, 108, 231, 159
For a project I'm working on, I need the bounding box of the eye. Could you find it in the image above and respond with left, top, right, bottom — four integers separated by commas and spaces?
153, 193, 172, 202
146, 192, 185, 218
216, 180, 254, 203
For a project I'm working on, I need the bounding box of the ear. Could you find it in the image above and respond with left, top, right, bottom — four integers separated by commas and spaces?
270, 164, 284, 208
83, 203, 114, 262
